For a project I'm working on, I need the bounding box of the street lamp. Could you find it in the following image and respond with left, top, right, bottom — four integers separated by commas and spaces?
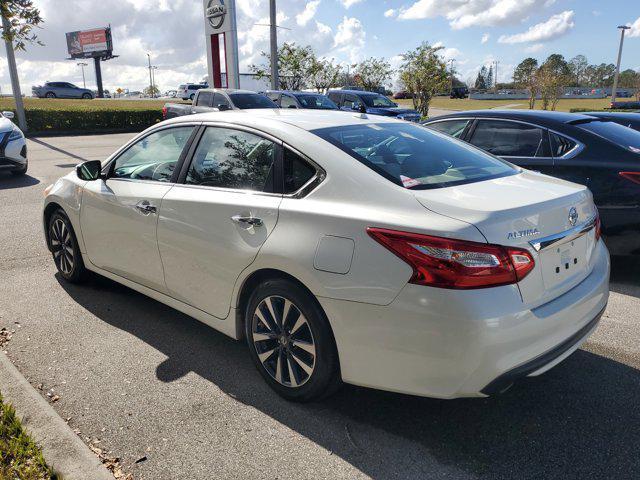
611, 25, 631, 104
151, 66, 158, 97
77, 62, 88, 88
146, 53, 153, 96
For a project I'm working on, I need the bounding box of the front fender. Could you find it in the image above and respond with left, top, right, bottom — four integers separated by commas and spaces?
43, 173, 87, 252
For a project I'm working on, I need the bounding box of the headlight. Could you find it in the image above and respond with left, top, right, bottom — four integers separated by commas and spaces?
8, 126, 23, 141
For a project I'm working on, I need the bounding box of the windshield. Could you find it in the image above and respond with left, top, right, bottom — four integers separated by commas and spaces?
229, 93, 277, 109
577, 120, 640, 153
296, 94, 337, 110
313, 123, 518, 190
362, 94, 396, 108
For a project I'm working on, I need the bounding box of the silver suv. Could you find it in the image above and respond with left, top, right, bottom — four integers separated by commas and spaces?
32, 82, 95, 99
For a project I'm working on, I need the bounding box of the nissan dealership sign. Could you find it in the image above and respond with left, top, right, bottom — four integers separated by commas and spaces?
205, 0, 229, 31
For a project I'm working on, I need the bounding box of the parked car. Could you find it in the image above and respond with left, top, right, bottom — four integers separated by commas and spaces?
609, 101, 640, 110
615, 90, 633, 98
265, 91, 338, 110
422, 110, 640, 255
178, 83, 208, 101
393, 91, 413, 100
44, 109, 609, 401
0, 111, 27, 176
32, 82, 94, 99
163, 89, 277, 119
450, 86, 469, 99
328, 89, 421, 122
582, 112, 640, 131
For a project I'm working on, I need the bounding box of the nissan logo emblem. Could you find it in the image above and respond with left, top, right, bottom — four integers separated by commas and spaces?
206, 0, 226, 29
568, 207, 578, 226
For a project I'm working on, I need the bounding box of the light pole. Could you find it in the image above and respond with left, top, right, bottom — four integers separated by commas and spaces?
611, 25, 631, 104
449, 59, 455, 93
269, 0, 279, 90
146, 53, 153, 96
2, 14, 27, 131
151, 66, 158, 97
494, 60, 499, 91
77, 62, 88, 88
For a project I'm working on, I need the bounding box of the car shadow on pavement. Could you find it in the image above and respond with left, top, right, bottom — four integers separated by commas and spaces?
58, 273, 640, 480
29, 138, 89, 163
610, 256, 640, 297
0, 172, 40, 189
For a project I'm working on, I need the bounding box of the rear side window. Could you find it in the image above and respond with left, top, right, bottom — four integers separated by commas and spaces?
284, 149, 316, 193
577, 120, 640, 153
327, 92, 341, 105
426, 120, 469, 139
469, 120, 551, 157
186, 127, 277, 192
228, 93, 277, 109
280, 95, 298, 108
313, 123, 517, 190
550, 132, 577, 157
196, 91, 213, 106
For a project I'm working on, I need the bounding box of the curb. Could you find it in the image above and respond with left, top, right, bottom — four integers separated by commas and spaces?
0, 352, 113, 480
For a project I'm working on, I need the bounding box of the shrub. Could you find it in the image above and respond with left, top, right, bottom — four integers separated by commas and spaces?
22, 109, 163, 133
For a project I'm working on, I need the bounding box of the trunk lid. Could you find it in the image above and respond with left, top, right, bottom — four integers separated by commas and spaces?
413, 171, 598, 306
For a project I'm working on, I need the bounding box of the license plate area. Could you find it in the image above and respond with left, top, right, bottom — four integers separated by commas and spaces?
539, 233, 591, 290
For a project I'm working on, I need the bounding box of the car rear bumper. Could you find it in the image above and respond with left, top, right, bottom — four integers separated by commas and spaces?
318, 239, 610, 399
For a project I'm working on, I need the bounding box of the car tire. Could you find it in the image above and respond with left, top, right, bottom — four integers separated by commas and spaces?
47, 210, 87, 283
11, 160, 27, 176
81, 93, 92, 99
45, 92, 56, 98
245, 278, 341, 402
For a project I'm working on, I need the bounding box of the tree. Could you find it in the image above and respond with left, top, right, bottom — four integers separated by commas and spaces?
399, 41, 448, 117
352, 57, 393, 91
309, 57, 342, 93
568, 54, 588, 87
513, 57, 539, 109
538, 54, 571, 110
618, 69, 638, 89
144, 85, 160, 97
250, 42, 316, 91
486, 65, 494, 91
475, 66, 488, 90
0, 0, 43, 50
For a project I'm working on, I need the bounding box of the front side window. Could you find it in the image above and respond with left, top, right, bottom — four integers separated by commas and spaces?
280, 95, 298, 108
213, 93, 230, 110
362, 94, 396, 108
111, 126, 194, 182
186, 127, 277, 192
296, 94, 338, 110
228, 93, 277, 109
313, 123, 517, 190
343, 94, 362, 110
425, 120, 470, 139
327, 92, 342, 105
469, 120, 551, 157
284, 149, 316, 193
196, 91, 213, 107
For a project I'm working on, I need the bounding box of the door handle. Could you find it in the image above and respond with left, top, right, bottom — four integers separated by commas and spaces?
231, 215, 263, 227
134, 200, 157, 215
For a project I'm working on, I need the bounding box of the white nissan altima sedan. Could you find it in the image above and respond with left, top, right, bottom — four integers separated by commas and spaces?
43, 110, 610, 401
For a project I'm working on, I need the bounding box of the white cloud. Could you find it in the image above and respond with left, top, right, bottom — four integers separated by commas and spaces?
481, 33, 490, 44
628, 17, 640, 37
332, 16, 366, 62
398, 0, 552, 30
525, 43, 544, 53
296, 0, 321, 26
340, 0, 364, 8
498, 10, 575, 44
384, 8, 396, 18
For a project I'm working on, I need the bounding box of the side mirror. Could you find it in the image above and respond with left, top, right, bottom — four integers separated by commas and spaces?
351, 103, 360, 111
287, 104, 298, 109
216, 104, 230, 111
2, 111, 15, 119
76, 160, 103, 181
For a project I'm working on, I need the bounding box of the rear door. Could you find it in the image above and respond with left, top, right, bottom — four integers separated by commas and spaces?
466, 119, 554, 176
157, 125, 282, 319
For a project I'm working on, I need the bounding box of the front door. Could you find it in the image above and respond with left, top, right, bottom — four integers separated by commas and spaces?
81, 126, 196, 292
466, 119, 554, 176
157, 125, 282, 319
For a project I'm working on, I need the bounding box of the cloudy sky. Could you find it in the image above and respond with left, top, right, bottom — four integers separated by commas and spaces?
1, 0, 639, 93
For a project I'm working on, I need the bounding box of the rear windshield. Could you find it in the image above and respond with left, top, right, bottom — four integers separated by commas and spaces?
362, 95, 396, 108
577, 120, 640, 153
312, 123, 518, 189
229, 93, 277, 109
296, 94, 337, 110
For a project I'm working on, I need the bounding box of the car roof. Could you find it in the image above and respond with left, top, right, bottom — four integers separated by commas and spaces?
266, 90, 325, 96
427, 109, 598, 124
328, 89, 380, 96
166, 108, 404, 131
200, 88, 257, 95
582, 111, 640, 119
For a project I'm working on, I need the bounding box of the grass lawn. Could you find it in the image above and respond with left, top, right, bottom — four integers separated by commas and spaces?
0, 97, 178, 112
396, 97, 615, 112
0, 393, 59, 480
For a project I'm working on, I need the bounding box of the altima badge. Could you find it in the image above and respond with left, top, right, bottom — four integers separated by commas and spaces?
507, 228, 540, 240
568, 207, 578, 226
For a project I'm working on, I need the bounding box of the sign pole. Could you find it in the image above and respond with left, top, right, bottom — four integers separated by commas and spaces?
2, 15, 27, 131
204, 0, 240, 89
269, 0, 279, 90
94, 57, 104, 98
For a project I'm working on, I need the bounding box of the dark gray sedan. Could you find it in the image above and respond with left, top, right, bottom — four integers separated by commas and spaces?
32, 82, 94, 99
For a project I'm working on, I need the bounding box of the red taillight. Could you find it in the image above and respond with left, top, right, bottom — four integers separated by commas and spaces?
367, 228, 535, 289
162, 106, 167, 119
619, 171, 640, 185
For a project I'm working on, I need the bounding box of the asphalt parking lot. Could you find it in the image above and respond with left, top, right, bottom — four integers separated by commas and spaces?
1, 133, 639, 479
